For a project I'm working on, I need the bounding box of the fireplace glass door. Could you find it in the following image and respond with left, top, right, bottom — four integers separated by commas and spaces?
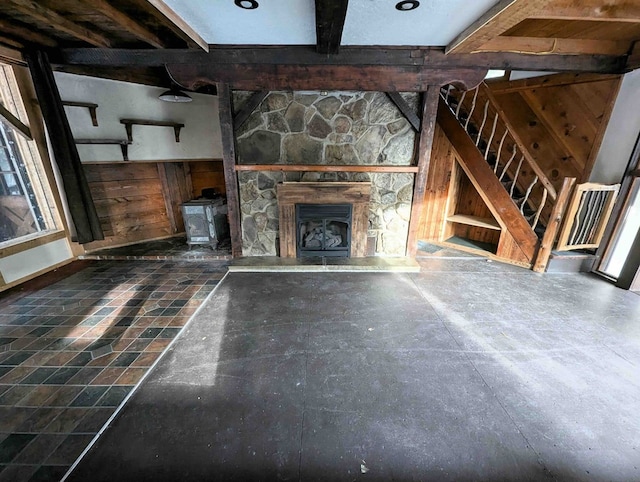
296, 204, 352, 257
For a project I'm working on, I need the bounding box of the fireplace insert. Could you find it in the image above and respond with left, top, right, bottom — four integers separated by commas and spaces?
296, 204, 352, 257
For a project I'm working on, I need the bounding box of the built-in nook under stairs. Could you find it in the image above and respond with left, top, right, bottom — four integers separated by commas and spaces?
435, 82, 561, 268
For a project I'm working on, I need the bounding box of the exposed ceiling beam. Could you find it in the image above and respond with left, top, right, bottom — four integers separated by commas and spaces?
83, 0, 165, 49
167, 63, 488, 92
478, 37, 630, 56
533, 0, 640, 22
315, 0, 349, 55
54, 65, 170, 88
488, 72, 621, 94
0, 18, 58, 48
7, 0, 112, 48
446, 0, 551, 55
145, 0, 209, 52
56, 46, 627, 74
0, 35, 24, 50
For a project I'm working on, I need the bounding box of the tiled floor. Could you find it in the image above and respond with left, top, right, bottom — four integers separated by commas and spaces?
0, 260, 227, 481
80, 235, 232, 261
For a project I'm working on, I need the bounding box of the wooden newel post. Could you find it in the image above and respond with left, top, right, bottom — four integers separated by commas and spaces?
532, 177, 576, 273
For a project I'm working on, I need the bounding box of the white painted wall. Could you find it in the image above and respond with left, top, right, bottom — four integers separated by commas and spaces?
0, 238, 72, 284
590, 69, 640, 184
54, 72, 223, 162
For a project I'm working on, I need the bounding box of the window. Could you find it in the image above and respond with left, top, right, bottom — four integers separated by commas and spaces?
0, 63, 59, 245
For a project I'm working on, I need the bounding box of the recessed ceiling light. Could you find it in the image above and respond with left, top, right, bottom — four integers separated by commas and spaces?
395, 1, 420, 11
235, 0, 258, 9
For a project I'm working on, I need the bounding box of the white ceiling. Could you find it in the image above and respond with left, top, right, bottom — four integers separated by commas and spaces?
164, 0, 500, 47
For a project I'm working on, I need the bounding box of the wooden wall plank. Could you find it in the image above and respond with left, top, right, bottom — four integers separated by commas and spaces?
418, 125, 455, 242
189, 160, 226, 198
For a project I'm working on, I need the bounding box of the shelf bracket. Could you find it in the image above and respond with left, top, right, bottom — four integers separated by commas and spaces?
120, 118, 185, 143
63, 101, 99, 126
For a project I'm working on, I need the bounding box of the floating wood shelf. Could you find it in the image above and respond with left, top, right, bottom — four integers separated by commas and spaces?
447, 214, 501, 230
120, 119, 185, 143
75, 139, 132, 161
235, 164, 419, 173
63, 101, 99, 126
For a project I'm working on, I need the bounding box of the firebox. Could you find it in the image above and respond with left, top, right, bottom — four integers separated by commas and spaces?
296, 204, 352, 257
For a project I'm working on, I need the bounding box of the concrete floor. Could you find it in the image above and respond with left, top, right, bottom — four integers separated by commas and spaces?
65, 258, 640, 481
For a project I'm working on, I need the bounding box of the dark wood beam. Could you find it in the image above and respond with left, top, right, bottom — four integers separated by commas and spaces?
82, 0, 165, 49
627, 40, 640, 71
0, 18, 58, 48
167, 63, 486, 92
315, 0, 349, 55
406, 86, 439, 257
386, 92, 420, 131
216, 83, 242, 258
8, 0, 112, 48
0, 102, 32, 140
0, 35, 23, 50
57, 46, 627, 74
233, 91, 268, 130
53, 65, 170, 88
146, 0, 209, 52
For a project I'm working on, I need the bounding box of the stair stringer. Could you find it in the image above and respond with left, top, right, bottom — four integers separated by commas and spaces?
438, 98, 539, 266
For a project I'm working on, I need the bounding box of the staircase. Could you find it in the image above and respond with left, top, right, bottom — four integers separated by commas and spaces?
437, 82, 561, 267
434, 82, 620, 271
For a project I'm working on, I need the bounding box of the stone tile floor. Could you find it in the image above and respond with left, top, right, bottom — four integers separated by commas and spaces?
80, 235, 232, 261
0, 260, 228, 481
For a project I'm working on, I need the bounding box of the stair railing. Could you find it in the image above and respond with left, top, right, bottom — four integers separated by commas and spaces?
441, 83, 557, 232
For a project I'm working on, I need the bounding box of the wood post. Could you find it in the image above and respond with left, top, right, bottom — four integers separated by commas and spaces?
406, 86, 440, 257
216, 83, 243, 258
533, 177, 576, 273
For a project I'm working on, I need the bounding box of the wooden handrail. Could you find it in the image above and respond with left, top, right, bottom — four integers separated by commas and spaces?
481, 83, 557, 201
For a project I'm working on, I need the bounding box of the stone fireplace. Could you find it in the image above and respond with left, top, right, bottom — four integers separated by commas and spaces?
235, 91, 418, 257
276, 182, 371, 258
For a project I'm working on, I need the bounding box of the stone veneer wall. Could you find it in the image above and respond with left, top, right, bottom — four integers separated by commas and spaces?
234, 91, 419, 257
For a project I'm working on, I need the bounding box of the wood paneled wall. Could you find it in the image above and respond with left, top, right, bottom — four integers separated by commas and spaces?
82, 160, 226, 251
489, 76, 621, 185
188, 160, 225, 198
420, 125, 455, 242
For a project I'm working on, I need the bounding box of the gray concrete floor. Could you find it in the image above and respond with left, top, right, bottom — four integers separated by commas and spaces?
66, 258, 640, 481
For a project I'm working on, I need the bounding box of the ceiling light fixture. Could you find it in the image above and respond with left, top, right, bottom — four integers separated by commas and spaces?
158, 87, 192, 103
395, 1, 420, 11
235, 0, 258, 9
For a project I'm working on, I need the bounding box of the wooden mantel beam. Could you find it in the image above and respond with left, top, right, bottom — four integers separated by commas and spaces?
446, 0, 551, 55
315, 0, 349, 55
57, 46, 626, 74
